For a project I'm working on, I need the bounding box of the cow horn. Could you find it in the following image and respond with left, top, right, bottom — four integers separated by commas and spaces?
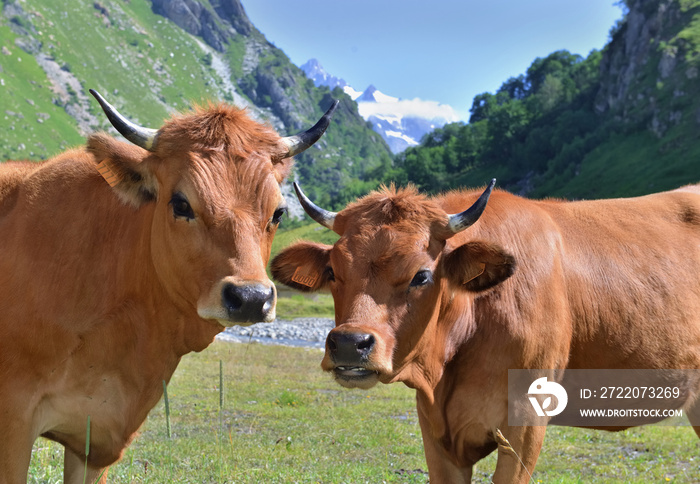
282, 100, 340, 158
89, 89, 159, 151
293, 182, 337, 232
447, 179, 496, 234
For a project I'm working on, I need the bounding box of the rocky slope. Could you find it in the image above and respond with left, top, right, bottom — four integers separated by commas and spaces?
594, 0, 700, 138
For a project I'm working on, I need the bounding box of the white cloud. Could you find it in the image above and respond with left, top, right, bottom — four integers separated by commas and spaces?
358, 97, 459, 123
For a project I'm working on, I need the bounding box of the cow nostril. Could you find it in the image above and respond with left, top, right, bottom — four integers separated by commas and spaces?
222, 284, 243, 312
357, 334, 375, 352
327, 335, 338, 352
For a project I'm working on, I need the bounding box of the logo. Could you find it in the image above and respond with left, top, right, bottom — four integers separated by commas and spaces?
528, 377, 568, 417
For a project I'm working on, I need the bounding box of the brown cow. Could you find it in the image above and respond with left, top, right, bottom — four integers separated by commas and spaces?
272, 180, 700, 483
0, 90, 337, 483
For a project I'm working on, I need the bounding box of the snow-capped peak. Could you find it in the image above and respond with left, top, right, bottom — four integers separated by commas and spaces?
356, 85, 399, 104
301, 59, 458, 153
300, 58, 347, 90
343, 85, 363, 100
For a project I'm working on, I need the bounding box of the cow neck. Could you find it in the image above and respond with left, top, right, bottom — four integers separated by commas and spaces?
413, 341, 478, 448
400, 289, 484, 444
393, 305, 456, 404
416, 299, 523, 452
399, 248, 483, 399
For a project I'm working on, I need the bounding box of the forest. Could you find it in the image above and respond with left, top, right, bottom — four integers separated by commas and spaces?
364, 0, 700, 201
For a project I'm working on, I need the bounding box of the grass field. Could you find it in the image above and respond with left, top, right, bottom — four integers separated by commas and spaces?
270, 222, 339, 261
28, 341, 700, 483
274, 292, 335, 319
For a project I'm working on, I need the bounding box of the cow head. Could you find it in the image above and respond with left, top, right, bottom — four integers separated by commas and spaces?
88, 90, 337, 326
271, 182, 516, 391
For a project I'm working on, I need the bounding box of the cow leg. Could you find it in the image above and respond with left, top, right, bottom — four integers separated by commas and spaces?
0, 442, 33, 484
63, 447, 108, 484
420, 432, 473, 483
491, 425, 546, 484
417, 407, 474, 483
0, 419, 35, 483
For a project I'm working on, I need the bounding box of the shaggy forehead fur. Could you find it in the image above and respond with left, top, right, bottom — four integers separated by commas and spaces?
335, 185, 448, 236
155, 103, 289, 175
332, 185, 449, 279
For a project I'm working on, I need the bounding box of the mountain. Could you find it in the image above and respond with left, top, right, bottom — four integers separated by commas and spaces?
356, 85, 458, 153
301, 59, 458, 153
355, 85, 394, 103
0, 0, 392, 211
300, 58, 347, 90
388, 0, 700, 200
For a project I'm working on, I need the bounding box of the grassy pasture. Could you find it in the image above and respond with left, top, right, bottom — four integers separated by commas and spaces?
28, 341, 700, 483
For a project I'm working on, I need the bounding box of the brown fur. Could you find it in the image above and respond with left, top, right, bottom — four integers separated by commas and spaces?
0, 105, 294, 483
272, 183, 700, 483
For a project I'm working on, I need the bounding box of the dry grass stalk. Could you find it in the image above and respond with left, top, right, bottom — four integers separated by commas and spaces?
495, 428, 533, 483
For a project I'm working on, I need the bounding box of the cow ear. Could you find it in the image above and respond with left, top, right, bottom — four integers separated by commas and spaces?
443, 241, 516, 292
87, 133, 158, 207
271, 241, 333, 292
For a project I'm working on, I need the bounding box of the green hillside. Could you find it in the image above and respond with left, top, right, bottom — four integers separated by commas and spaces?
0, 25, 84, 157
1, 0, 222, 158
0, 0, 391, 207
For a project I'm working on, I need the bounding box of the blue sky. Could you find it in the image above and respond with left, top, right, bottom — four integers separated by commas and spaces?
243, 1, 624, 121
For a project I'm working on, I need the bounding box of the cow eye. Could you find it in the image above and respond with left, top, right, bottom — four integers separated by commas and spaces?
409, 270, 433, 288
170, 193, 194, 220
271, 206, 287, 225
325, 267, 335, 282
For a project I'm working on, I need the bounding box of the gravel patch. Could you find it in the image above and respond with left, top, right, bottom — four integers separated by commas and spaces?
216, 317, 334, 349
